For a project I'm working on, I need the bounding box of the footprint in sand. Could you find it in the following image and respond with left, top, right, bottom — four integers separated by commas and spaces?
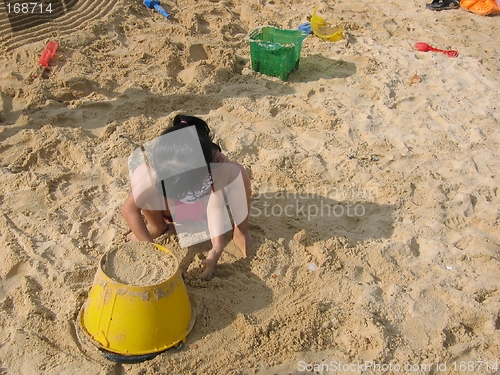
0, 262, 32, 303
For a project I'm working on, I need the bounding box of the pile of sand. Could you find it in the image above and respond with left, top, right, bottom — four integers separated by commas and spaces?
102, 242, 177, 286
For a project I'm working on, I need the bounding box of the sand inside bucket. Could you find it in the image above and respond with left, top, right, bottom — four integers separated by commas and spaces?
103, 242, 177, 286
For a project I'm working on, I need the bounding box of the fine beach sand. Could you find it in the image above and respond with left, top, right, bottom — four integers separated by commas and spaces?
1, 0, 500, 374
102, 242, 177, 286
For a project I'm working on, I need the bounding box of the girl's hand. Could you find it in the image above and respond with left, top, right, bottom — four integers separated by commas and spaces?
199, 247, 223, 280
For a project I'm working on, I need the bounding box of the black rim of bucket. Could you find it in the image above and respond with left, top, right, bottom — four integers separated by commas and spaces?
98, 341, 183, 364
99, 348, 164, 364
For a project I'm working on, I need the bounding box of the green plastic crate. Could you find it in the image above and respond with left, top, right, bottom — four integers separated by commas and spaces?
246, 26, 308, 80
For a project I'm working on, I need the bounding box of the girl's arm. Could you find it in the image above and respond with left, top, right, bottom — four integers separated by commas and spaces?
122, 163, 164, 242
200, 189, 228, 279
206, 189, 227, 251
122, 193, 154, 242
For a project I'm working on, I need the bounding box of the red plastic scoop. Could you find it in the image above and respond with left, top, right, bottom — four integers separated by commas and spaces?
414, 42, 458, 58
38, 41, 58, 67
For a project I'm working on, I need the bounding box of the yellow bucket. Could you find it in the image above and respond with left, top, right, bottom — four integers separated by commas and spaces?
310, 5, 344, 42
78, 243, 194, 362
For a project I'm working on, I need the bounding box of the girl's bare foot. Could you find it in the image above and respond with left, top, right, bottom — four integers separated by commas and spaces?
233, 227, 252, 258
127, 231, 141, 242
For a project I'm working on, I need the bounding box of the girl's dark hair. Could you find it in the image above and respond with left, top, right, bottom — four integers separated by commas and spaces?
153, 115, 214, 200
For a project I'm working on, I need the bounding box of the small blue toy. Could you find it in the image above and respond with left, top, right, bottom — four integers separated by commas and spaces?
297, 22, 313, 34
143, 0, 171, 19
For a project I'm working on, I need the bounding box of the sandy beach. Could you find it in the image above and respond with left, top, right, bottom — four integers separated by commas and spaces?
1, 0, 499, 373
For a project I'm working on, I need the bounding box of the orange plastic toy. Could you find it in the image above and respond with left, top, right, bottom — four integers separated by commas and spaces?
39, 41, 58, 67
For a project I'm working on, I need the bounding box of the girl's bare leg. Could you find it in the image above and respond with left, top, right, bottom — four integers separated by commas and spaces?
128, 200, 174, 241
231, 162, 252, 258
142, 209, 171, 238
